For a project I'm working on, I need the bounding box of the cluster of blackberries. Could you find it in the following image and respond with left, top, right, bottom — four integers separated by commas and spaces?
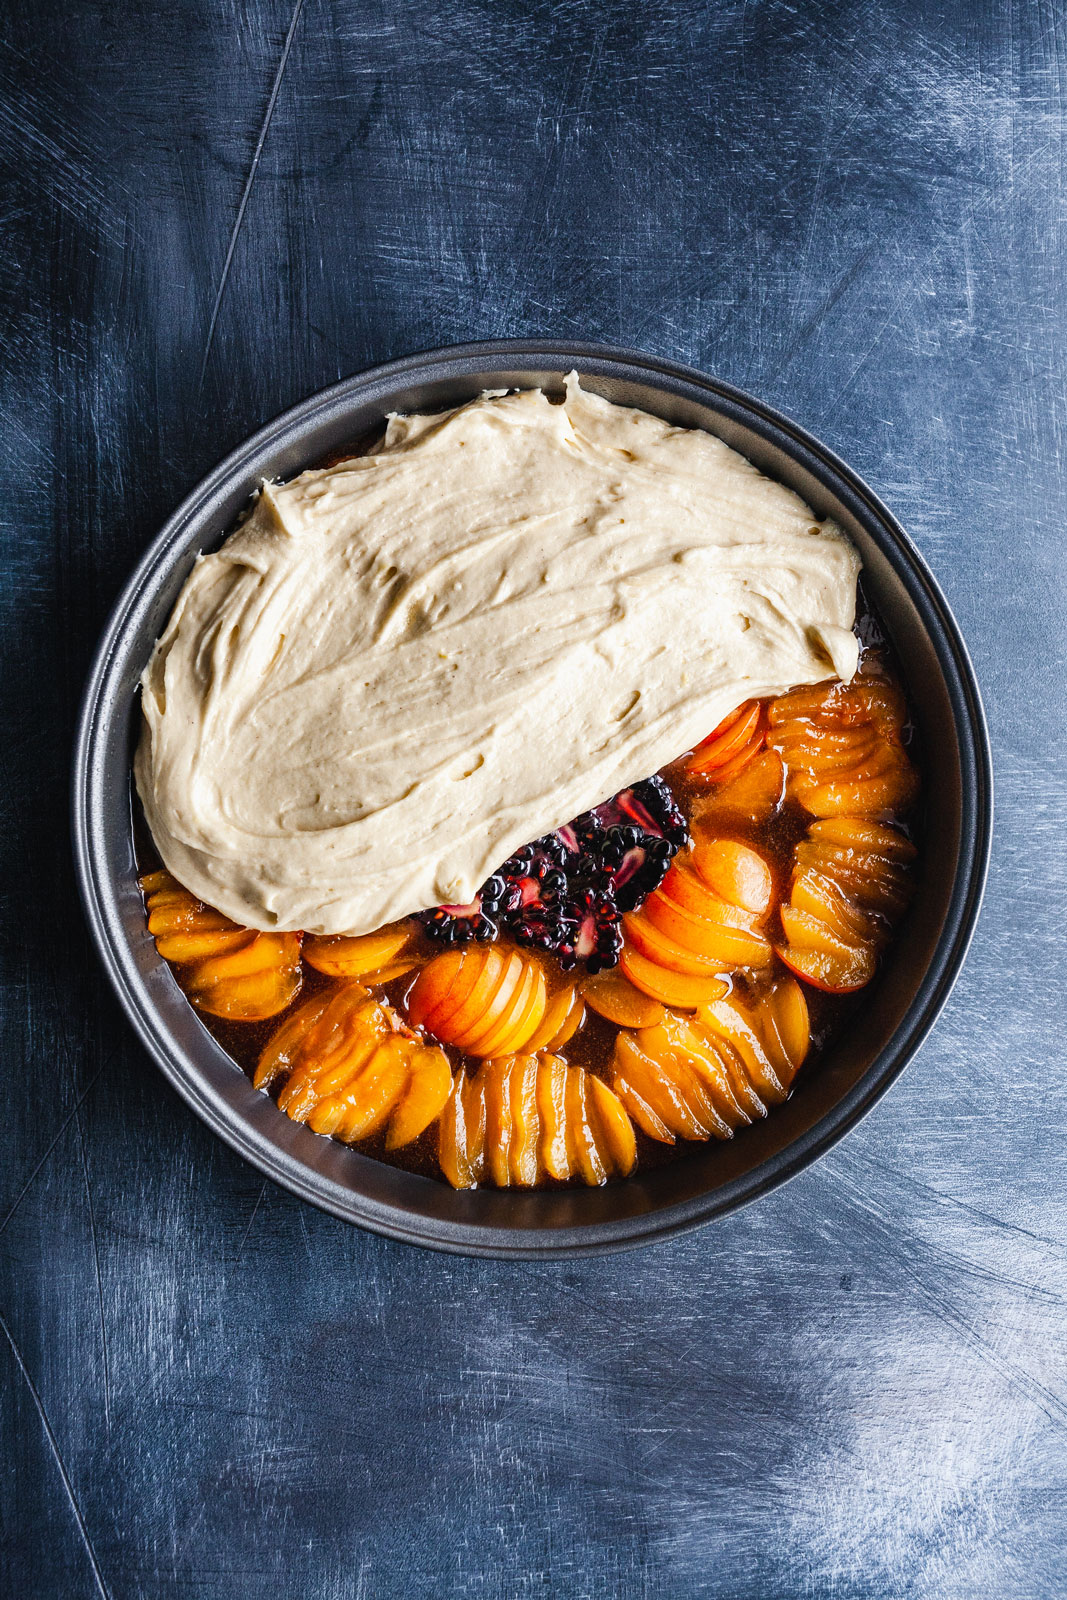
419, 776, 688, 973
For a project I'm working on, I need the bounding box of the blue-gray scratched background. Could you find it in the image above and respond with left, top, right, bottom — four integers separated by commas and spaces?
2, 1, 1065, 1595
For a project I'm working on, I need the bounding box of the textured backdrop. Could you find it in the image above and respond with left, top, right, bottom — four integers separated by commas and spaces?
2, 1, 1065, 1595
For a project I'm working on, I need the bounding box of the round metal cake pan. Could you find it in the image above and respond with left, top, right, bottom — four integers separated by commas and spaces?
72, 341, 992, 1257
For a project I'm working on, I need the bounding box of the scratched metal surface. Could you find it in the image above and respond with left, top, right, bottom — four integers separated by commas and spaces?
1, 0, 1064, 1594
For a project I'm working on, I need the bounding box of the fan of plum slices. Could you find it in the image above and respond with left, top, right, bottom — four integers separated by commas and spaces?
139, 652, 920, 1192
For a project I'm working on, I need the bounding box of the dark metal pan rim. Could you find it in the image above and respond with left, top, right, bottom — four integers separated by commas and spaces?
72, 338, 993, 1258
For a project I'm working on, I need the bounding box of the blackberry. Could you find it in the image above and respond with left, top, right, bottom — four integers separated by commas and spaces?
530, 832, 570, 868
592, 775, 688, 851
512, 903, 574, 952
479, 874, 507, 913
610, 831, 674, 912
598, 824, 643, 867
559, 888, 624, 974
631, 774, 688, 849
419, 771, 687, 970
420, 900, 498, 943
495, 841, 569, 918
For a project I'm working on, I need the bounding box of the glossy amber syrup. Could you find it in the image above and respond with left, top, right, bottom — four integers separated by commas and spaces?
134, 593, 921, 1189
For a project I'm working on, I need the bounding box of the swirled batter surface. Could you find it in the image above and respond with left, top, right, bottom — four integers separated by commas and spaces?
136, 376, 860, 934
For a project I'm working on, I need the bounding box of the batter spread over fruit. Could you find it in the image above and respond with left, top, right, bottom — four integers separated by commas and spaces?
135, 381, 921, 1193
136, 376, 859, 937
